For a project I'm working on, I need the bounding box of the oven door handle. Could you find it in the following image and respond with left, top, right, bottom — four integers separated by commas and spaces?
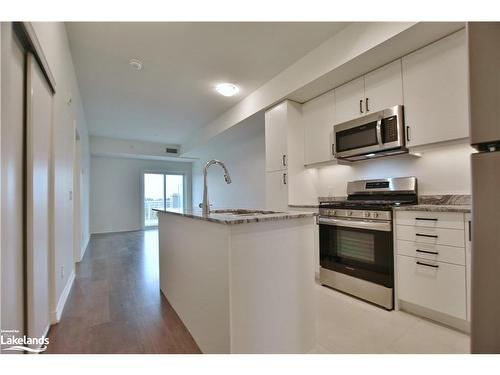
317, 216, 392, 232
376, 116, 383, 146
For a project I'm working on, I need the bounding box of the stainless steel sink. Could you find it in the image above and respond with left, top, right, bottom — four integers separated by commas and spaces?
211, 209, 284, 216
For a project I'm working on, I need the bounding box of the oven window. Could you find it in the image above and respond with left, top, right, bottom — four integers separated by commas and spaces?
336, 122, 377, 152
319, 224, 394, 287
337, 229, 375, 263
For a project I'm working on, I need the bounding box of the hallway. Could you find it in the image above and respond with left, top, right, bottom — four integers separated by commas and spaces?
46, 230, 200, 354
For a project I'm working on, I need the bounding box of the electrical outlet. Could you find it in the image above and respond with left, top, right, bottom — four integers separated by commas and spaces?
60, 265, 65, 279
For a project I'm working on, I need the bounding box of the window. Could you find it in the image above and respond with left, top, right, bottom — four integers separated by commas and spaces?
143, 172, 184, 227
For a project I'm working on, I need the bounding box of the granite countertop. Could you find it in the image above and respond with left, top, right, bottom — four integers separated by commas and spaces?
392, 204, 471, 213
393, 194, 471, 213
318, 194, 471, 213
154, 208, 317, 225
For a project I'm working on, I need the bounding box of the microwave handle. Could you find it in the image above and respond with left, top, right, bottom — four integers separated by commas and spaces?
376, 116, 383, 146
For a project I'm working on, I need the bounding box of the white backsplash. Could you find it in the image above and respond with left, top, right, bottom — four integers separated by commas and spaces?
312, 141, 475, 198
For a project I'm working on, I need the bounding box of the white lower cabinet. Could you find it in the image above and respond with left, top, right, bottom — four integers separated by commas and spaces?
395, 210, 470, 327
396, 225, 465, 248
396, 239, 465, 266
396, 254, 467, 320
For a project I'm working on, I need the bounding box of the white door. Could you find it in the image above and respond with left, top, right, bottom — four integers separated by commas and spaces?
402, 29, 468, 147
364, 60, 403, 114
333, 77, 365, 124
265, 171, 288, 211
303, 91, 335, 165
26, 53, 52, 349
265, 102, 288, 172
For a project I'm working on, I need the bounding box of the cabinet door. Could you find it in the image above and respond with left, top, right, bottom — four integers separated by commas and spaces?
265, 102, 288, 172
465, 213, 472, 321
364, 60, 403, 114
397, 254, 467, 320
303, 91, 335, 165
265, 171, 288, 211
402, 29, 468, 148
333, 77, 365, 124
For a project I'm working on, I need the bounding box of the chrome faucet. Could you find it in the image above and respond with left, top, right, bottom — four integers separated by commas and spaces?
201, 159, 232, 216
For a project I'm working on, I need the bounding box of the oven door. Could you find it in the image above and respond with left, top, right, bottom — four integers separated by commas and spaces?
319, 217, 394, 288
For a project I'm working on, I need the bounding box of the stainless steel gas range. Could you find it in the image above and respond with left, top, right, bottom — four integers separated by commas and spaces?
318, 177, 418, 310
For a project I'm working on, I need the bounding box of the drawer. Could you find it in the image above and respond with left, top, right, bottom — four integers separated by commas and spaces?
395, 211, 464, 230
396, 254, 467, 320
396, 225, 465, 248
396, 239, 465, 266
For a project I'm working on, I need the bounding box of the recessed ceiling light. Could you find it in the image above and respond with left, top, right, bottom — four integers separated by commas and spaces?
215, 83, 239, 97
129, 59, 143, 71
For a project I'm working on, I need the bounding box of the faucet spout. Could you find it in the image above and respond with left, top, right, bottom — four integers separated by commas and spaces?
202, 160, 232, 216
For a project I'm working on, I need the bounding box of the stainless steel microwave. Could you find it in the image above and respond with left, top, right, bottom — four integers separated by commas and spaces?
333, 105, 407, 161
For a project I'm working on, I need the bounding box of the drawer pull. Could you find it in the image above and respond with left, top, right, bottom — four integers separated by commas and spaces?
416, 261, 439, 268
415, 217, 438, 221
416, 233, 438, 238
416, 249, 439, 255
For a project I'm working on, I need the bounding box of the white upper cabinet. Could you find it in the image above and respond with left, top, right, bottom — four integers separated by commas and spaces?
333, 77, 365, 124
265, 170, 289, 211
303, 91, 335, 165
364, 60, 403, 114
265, 102, 288, 172
402, 29, 469, 148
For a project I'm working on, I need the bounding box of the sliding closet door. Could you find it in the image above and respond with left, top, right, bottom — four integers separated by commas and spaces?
26, 52, 52, 345
0, 24, 26, 346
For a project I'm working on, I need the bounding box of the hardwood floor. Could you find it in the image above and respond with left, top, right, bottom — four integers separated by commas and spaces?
45, 230, 201, 354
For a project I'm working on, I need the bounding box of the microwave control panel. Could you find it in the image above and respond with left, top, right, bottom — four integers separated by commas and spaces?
382, 116, 398, 143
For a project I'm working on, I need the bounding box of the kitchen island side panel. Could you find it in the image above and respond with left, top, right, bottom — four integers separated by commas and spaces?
158, 212, 231, 353
228, 217, 317, 353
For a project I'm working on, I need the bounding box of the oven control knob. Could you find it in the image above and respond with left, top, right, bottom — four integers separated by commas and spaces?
347, 211, 353, 216
373, 212, 379, 218
364, 212, 371, 218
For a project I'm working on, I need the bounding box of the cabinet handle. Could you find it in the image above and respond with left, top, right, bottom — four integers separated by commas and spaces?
416, 233, 438, 238
416, 261, 439, 269
415, 217, 438, 221
331, 143, 335, 157
416, 249, 439, 255
359, 99, 364, 114
365, 97, 369, 112
282, 154, 287, 167
283, 173, 287, 185
468, 220, 472, 242
406, 126, 411, 142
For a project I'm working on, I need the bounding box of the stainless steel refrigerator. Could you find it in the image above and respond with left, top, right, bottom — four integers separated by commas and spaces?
468, 22, 500, 353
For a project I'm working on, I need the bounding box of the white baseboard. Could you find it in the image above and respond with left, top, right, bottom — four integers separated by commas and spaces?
50, 269, 75, 324
90, 229, 138, 235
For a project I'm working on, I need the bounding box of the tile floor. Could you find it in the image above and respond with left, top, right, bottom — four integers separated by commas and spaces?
313, 283, 470, 354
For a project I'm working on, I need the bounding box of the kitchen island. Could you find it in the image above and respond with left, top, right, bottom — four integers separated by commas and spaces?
155, 208, 317, 354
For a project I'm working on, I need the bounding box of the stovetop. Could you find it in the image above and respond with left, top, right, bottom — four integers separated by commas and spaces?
320, 199, 416, 211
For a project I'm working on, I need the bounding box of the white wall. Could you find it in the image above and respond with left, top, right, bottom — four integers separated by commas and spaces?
312, 141, 474, 197
191, 113, 266, 209
30, 22, 91, 318
90, 156, 192, 234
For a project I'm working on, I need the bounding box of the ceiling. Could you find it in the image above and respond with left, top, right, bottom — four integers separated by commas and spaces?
66, 22, 347, 145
